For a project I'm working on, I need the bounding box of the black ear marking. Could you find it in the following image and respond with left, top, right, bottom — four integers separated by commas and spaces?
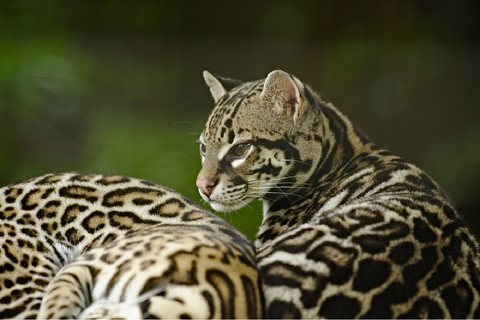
203, 71, 244, 103
213, 74, 244, 91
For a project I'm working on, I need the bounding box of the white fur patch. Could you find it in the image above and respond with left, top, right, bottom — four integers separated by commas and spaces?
316, 189, 349, 215
217, 144, 231, 161
231, 158, 246, 168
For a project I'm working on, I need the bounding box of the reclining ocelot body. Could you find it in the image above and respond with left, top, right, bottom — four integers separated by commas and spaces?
0, 172, 263, 319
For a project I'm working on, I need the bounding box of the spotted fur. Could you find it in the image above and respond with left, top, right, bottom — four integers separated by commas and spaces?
197, 70, 480, 318
0, 172, 263, 319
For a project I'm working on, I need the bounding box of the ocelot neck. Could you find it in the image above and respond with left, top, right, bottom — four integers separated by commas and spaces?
255, 100, 428, 250
262, 100, 373, 214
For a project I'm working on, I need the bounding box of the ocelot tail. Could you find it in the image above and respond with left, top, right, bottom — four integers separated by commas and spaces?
196, 70, 480, 318
0, 172, 263, 319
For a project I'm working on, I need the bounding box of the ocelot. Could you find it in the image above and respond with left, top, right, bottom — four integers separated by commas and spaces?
196, 70, 480, 318
0, 172, 263, 319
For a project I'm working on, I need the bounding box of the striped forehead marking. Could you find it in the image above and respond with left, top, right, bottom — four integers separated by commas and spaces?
203, 80, 263, 144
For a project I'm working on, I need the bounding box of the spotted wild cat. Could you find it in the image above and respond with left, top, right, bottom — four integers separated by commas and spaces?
0, 172, 263, 319
196, 70, 480, 318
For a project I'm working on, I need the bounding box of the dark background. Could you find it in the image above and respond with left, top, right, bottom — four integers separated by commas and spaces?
1, 0, 479, 240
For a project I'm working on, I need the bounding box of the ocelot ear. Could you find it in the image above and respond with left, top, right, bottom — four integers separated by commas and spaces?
260, 70, 306, 126
203, 71, 243, 103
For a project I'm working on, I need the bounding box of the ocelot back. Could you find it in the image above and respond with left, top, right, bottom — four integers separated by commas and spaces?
197, 70, 480, 318
0, 173, 263, 319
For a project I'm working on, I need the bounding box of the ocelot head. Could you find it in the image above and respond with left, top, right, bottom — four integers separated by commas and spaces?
196, 70, 330, 212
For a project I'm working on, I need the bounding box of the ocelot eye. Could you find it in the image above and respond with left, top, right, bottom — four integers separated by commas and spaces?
230, 142, 252, 158
199, 143, 207, 156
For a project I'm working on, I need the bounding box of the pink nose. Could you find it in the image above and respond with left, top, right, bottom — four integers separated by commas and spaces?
196, 178, 217, 198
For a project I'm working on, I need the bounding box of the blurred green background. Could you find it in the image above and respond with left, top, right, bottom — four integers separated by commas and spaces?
1, 0, 479, 241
